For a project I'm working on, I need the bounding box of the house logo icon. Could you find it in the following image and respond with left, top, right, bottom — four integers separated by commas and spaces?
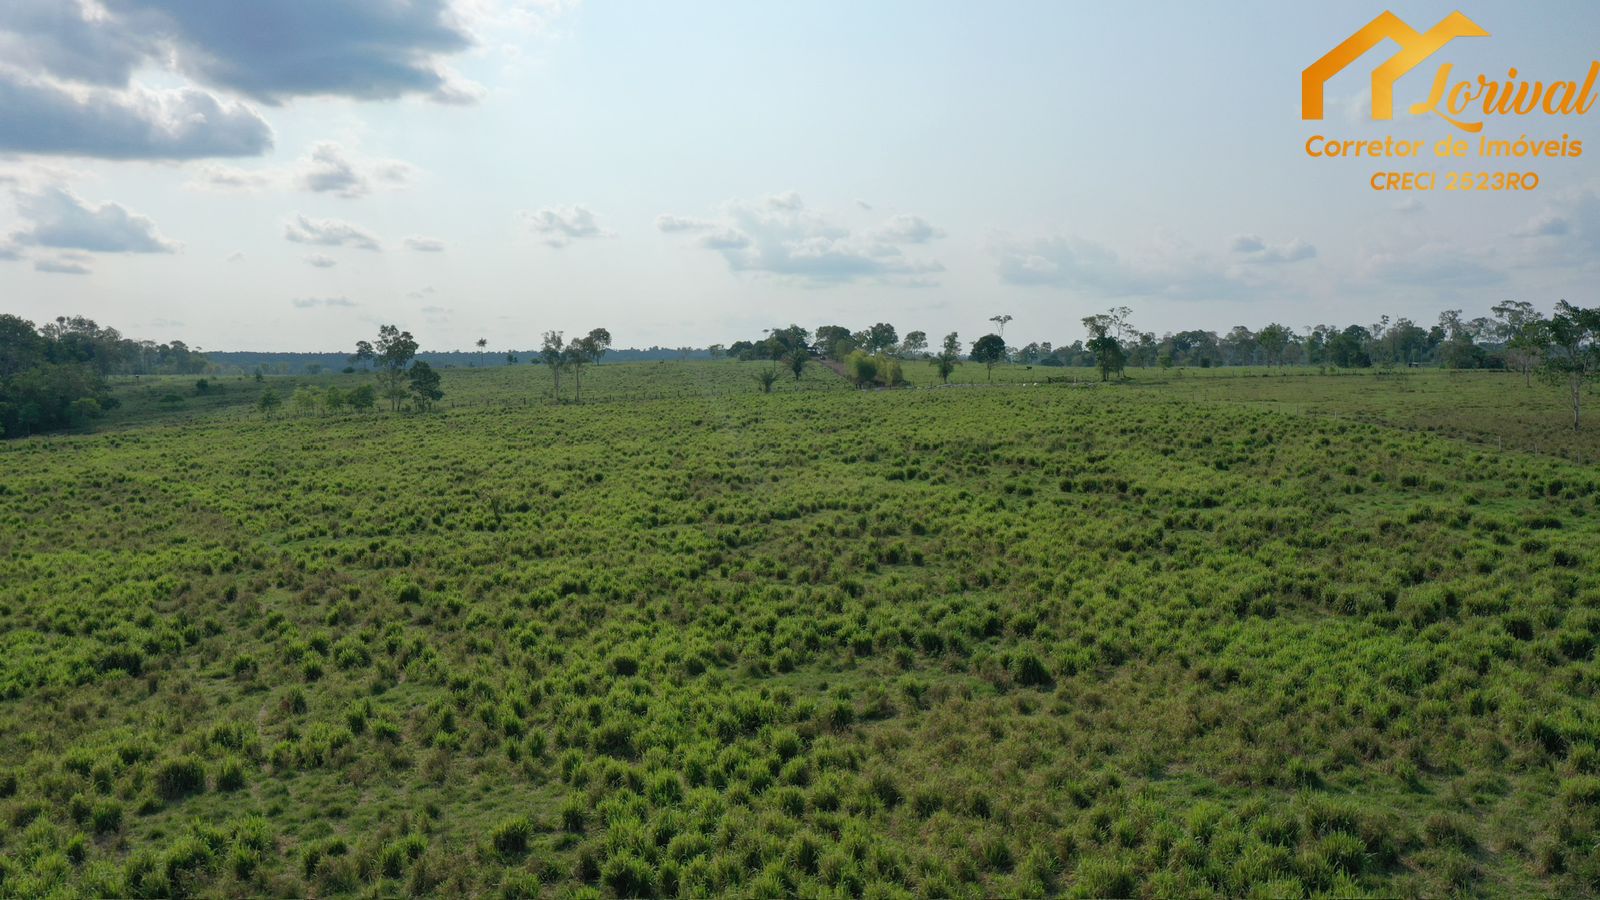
1303, 11, 1489, 121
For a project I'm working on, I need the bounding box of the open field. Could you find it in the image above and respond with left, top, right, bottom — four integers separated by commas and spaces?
3, 362, 1600, 897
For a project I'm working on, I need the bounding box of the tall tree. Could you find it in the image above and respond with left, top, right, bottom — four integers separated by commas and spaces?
970, 334, 1007, 381
370, 325, 419, 411
813, 325, 854, 359
541, 331, 567, 402
566, 334, 600, 403
1492, 300, 1548, 386
1541, 301, 1600, 431
989, 314, 1013, 341
585, 328, 613, 364
1082, 313, 1127, 382
900, 331, 928, 358
862, 323, 898, 355
1257, 323, 1292, 367
936, 332, 962, 384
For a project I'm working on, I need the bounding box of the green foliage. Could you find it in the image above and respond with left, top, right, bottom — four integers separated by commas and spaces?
970, 334, 1007, 380
2, 362, 1599, 896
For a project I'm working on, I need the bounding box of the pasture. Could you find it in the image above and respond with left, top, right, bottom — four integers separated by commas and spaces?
1, 361, 1598, 897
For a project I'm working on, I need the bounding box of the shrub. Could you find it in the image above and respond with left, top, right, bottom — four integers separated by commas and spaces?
153, 755, 206, 801
492, 816, 534, 857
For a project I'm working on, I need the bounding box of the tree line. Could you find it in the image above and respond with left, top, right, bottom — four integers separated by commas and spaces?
1, 315, 209, 438
721, 301, 1600, 428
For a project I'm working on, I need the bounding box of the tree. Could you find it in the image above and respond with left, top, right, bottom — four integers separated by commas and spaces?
257, 390, 281, 415
788, 352, 807, 381
476, 338, 488, 351
1257, 323, 1292, 367
585, 328, 613, 364
541, 331, 566, 402
367, 325, 419, 411
763, 325, 811, 361
970, 334, 1007, 381
1328, 325, 1372, 368
814, 325, 854, 359
1081, 314, 1127, 382
707, 344, 726, 359
989, 315, 1013, 341
408, 361, 443, 411
900, 331, 928, 358
936, 332, 962, 384
1437, 309, 1486, 369
351, 341, 375, 371
862, 323, 898, 356
756, 366, 780, 393
566, 334, 601, 403
1541, 300, 1600, 431
348, 384, 377, 411
1492, 300, 1549, 386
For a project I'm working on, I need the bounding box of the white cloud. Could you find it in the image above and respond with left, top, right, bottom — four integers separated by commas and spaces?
7, 184, 177, 253
291, 296, 357, 309
871, 214, 945, 244
188, 142, 416, 198
298, 142, 414, 198
404, 236, 447, 252
283, 214, 381, 251
0, 67, 273, 160
659, 193, 945, 285
305, 254, 338, 268
522, 205, 612, 247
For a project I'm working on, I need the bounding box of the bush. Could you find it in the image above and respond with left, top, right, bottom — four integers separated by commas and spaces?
491, 816, 534, 857
153, 755, 206, 800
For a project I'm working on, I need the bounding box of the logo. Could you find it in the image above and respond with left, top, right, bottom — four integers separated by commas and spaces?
1300, 10, 1593, 193
1303, 10, 1595, 132
1303, 11, 1488, 123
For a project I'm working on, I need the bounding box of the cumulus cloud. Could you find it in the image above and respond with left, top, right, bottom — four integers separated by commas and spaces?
523, 205, 612, 247
658, 193, 945, 285
0, 0, 537, 160
291, 296, 357, 309
0, 68, 273, 159
299, 142, 414, 198
141, 0, 476, 104
190, 163, 275, 190
305, 254, 338, 268
8, 185, 177, 253
0, 1, 151, 87
871, 214, 944, 244
284, 214, 381, 251
1230, 234, 1317, 264
187, 142, 417, 198
404, 236, 446, 252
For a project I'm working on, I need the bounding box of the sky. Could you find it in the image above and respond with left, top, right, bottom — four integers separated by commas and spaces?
1, 0, 1599, 351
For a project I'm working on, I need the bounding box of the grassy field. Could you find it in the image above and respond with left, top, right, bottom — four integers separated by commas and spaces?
2, 362, 1599, 897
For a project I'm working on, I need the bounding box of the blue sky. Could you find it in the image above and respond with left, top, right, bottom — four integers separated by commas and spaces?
2, 1, 1598, 350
